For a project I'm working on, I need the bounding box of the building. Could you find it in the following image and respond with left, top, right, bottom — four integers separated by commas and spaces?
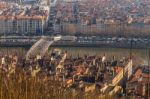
127, 66, 150, 97
0, 2, 49, 35
1, 0, 38, 4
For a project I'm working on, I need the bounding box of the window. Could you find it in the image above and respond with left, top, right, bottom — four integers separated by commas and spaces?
25, 21, 28, 32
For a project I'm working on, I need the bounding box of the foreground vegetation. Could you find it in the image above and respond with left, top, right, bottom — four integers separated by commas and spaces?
0, 68, 119, 99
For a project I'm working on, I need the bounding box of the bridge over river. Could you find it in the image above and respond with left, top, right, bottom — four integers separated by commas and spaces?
26, 36, 56, 60
25, 35, 76, 60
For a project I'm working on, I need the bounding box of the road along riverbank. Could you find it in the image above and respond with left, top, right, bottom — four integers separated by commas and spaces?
0, 36, 150, 49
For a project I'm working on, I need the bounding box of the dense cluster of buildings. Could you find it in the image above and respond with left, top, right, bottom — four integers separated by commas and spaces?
0, 49, 149, 98
127, 66, 150, 97
0, 1, 49, 35
0, 0, 150, 35
56, 0, 150, 25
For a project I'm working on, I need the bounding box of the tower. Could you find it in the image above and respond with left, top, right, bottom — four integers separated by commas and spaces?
47, 0, 50, 5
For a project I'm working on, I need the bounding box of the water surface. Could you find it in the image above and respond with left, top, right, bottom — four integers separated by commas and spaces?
0, 47, 149, 65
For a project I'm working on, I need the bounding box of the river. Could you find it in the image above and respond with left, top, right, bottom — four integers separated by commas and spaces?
0, 47, 149, 66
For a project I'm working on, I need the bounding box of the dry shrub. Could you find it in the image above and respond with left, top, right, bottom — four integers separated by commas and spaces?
0, 68, 114, 99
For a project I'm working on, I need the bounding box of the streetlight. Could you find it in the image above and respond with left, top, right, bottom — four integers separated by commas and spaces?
147, 49, 150, 98
42, 17, 44, 36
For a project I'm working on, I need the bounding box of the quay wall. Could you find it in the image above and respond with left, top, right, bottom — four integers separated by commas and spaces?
0, 38, 150, 49
61, 23, 150, 37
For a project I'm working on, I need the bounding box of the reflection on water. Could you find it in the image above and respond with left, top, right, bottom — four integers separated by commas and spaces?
0, 47, 27, 58
0, 47, 149, 65
50, 47, 149, 65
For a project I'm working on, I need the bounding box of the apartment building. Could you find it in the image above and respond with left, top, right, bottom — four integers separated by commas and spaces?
0, 2, 49, 35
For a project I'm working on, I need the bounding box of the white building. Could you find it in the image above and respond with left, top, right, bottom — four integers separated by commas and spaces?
0, 2, 49, 35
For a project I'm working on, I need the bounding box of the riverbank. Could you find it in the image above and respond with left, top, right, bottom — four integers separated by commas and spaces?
0, 36, 150, 49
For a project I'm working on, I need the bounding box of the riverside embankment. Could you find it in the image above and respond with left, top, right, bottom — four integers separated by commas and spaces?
0, 36, 150, 49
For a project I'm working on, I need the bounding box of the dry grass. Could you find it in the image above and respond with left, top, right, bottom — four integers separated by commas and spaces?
0, 68, 115, 99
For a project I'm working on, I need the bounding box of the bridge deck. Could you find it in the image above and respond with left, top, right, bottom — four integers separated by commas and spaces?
26, 37, 53, 60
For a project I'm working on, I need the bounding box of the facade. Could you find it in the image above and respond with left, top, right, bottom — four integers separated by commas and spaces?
0, 2, 49, 35
1, 0, 37, 4
0, 17, 46, 35
127, 66, 150, 97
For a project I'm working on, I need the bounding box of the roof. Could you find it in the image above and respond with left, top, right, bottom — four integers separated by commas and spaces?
128, 67, 150, 84
114, 67, 123, 74
0, 2, 48, 20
